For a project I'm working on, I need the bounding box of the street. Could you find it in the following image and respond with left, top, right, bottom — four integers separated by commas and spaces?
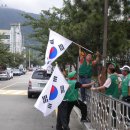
0, 72, 84, 130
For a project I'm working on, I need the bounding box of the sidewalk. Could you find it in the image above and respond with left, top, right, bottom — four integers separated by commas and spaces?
73, 107, 95, 130
69, 108, 85, 130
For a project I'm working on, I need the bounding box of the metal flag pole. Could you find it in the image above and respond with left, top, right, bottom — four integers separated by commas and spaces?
73, 42, 93, 54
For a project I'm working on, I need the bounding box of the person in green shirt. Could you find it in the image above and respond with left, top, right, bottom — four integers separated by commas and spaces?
79, 47, 100, 102
119, 66, 130, 124
91, 64, 120, 128
120, 66, 130, 100
91, 63, 119, 99
56, 70, 94, 130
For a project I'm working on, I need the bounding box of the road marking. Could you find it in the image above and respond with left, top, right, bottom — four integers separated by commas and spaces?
0, 82, 26, 90
0, 90, 27, 95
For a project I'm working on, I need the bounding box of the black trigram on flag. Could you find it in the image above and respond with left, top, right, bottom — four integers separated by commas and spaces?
42, 95, 48, 103
48, 103, 52, 109
53, 76, 57, 82
60, 85, 65, 93
50, 39, 54, 44
58, 44, 64, 51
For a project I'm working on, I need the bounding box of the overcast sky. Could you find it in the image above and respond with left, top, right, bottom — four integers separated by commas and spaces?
1, 0, 63, 14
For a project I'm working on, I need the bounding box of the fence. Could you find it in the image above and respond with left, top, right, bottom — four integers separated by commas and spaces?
85, 90, 130, 130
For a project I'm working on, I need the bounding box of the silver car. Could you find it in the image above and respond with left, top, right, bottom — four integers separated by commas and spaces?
0, 71, 10, 80
28, 70, 50, 98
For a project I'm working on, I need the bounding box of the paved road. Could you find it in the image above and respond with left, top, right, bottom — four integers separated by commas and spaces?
0, 72, 84, 130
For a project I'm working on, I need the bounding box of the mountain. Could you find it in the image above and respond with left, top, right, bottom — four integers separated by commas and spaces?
0, 7, 39, 46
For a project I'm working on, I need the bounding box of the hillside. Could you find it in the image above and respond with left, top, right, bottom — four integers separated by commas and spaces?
0, 7, 39, 45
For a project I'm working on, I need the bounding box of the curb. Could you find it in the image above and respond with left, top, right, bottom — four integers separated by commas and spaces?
73, 106, 95, 130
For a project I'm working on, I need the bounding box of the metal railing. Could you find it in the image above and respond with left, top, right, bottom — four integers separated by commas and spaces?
85, 90, 130, 130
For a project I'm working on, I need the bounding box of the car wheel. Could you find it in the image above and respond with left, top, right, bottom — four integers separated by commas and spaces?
28, 92, 32, 98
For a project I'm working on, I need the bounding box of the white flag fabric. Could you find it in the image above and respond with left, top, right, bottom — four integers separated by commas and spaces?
44, 30, 72, 68
34, 65, 69, 116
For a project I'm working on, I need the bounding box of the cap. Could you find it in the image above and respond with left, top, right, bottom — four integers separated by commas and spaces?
68, 71, 77, 78
111, 62, 116, 68
120, 65, 130, 72
108, 62, 116, 68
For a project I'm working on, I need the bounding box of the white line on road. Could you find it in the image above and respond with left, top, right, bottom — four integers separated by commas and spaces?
0, 82, 26, 90
0, 90, 27, 95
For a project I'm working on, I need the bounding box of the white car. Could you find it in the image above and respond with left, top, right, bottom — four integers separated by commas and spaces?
13, 69, 22, 76
28, 70, 50, 98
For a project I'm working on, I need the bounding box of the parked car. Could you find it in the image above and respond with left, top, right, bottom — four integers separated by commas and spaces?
0, 71, 10, 80
28, 70, 50, 98
13, 69, 22, 76
19, 68, 27, 75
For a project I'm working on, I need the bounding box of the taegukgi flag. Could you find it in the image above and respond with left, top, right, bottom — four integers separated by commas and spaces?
34, 65, 69, 116
44, 29, 72, 68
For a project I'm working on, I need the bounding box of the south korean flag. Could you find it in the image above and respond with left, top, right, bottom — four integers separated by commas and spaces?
34, 65, 69, 116
43, 29, 72, 69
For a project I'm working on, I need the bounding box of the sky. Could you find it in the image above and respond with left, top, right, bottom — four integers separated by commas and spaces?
0, 0, 63, 14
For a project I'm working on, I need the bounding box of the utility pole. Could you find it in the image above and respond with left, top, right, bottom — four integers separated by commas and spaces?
103, 0, 108, 67
29, 48, 30, 69
99, 0, 109, 86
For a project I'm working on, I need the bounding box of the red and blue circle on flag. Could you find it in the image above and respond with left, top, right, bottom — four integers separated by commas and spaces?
49, 47, 57, 59
49, 85, 58, 100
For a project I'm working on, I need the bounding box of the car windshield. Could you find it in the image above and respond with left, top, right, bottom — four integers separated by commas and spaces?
13, 69, 19, 71
32, 70, 50, 80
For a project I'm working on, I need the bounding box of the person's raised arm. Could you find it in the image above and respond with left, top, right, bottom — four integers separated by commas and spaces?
92, 51, 100, 65
79, 47, 85, 64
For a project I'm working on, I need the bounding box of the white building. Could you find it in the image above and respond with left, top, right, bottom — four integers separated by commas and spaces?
0, 23, 23, 54
0, 29, 10, 49
10, 23, 23, 54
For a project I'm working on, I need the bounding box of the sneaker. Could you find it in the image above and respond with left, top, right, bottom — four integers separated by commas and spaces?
81, 117, 90, 122
86, 117, 90, 122
80, 118, 87, 122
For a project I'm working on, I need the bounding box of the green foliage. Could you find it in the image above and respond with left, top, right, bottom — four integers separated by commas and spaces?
0, 35, 25, 67
23, 0, 130, 65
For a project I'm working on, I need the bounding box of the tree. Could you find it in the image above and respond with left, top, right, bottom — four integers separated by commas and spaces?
23, 0, 130, 66
0, 35, 10, 67
0, 35, 25, 68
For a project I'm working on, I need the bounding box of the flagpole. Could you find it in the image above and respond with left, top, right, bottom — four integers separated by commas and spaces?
73, 42, 93, 54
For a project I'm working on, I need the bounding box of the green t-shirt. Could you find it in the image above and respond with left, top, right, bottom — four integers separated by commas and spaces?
105, 74, 119, 99
121, 74, 130, 97
64, 80, 78, 101
128, 73, 130, 79
79, 59, 92, 77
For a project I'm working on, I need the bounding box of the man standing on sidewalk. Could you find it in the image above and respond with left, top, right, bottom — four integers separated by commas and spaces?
56, 70, 95, 130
